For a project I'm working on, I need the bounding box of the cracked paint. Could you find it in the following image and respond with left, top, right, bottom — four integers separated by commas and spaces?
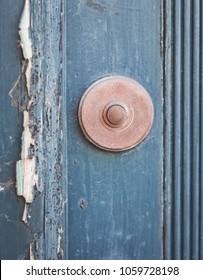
8, 60, 29, 111
5, 0, 64, 258
12, 0, 37, 221
19, 0, 32, 93
8, 0, 35, 211
57, 227, 64, 258
29, 243, 35, 260
16, 111, 37, 204
1, 0, 64, 259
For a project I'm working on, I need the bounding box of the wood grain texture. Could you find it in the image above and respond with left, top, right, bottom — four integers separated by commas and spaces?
66, 0, 163, 259
28, 0, 65, 259
1, 0, 65, 259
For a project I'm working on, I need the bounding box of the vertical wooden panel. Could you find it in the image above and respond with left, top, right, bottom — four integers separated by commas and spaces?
163, 0, 173, 260
182, 0, 192, 259
28, 0, 65, 259
201, 0, 203, 260
191, 0, 200, 259
0, 0, 33, 260
66, 0, 163, 259
164, 0, 203, 260
0, 1, 24, 186
173, 0, 183, 260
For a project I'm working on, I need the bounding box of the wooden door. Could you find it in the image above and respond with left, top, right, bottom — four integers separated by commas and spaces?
0, 0, 203, 260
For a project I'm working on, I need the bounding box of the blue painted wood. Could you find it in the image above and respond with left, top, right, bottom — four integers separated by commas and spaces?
164, 0, 203, 260
0, 0, 33, 260
28, 0, 65, 259
201, 1, 203, 260
163, 0, 173, 260
0, 0, 65, 260
0, 0, 24, 185
192, 0, 201, 259
66, 0, 163, 259
1, 0, 203, 260
182, 0, 192, 260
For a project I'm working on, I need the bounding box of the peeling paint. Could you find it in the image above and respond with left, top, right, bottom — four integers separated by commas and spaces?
8, 60, 29, 111
28, 0, 64, 259
19, 0, 32, 59
19, 0, 32, 93
22, 204, 29, 223
8, 0, 33, 109
29, 243, 35, 260
16, 111, 37, 204
7, 0, 64, 259
13, 0, 37, 220
57, 227, 64, 259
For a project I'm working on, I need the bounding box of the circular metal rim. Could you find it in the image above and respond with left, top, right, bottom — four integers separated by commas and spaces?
78, 76, 154, 152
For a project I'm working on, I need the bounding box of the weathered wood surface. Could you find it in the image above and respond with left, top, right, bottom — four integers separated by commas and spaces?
66, 0, 163, 259
28, 0, 64, 259
1, 0, 203, 260
0, 0, 33, 260
0, 0, 64, 259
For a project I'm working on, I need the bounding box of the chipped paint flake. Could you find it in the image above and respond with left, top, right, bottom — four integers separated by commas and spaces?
19, 0, 32, 59
22, 204, 29, 223
15, 0, 37, 217
29, 243, 35, 260
57, 227, 64, 258
16, 111, 38, 204
8, 60, 28, 110
19, 0, 32, 93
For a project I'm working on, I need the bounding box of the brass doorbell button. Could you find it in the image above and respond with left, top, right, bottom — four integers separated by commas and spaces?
78, 76, 154, 152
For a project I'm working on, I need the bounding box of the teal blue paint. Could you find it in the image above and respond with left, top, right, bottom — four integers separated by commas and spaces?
1, 0, 203, 260
65, 0, 163, 259
0, 0, 33, 260
164, 0, 203, 260
16, 160, 23, 196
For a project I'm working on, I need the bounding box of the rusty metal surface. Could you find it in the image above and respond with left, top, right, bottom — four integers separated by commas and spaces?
78, 76, 154, 152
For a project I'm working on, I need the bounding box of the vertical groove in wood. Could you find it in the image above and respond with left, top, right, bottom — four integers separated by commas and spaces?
191, 0, 200, 259
173, 0, 183, 260
201, 0, 203, 260
163, 0, 174, 260
183, 0, 192, 260
164, 0, 203, 260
